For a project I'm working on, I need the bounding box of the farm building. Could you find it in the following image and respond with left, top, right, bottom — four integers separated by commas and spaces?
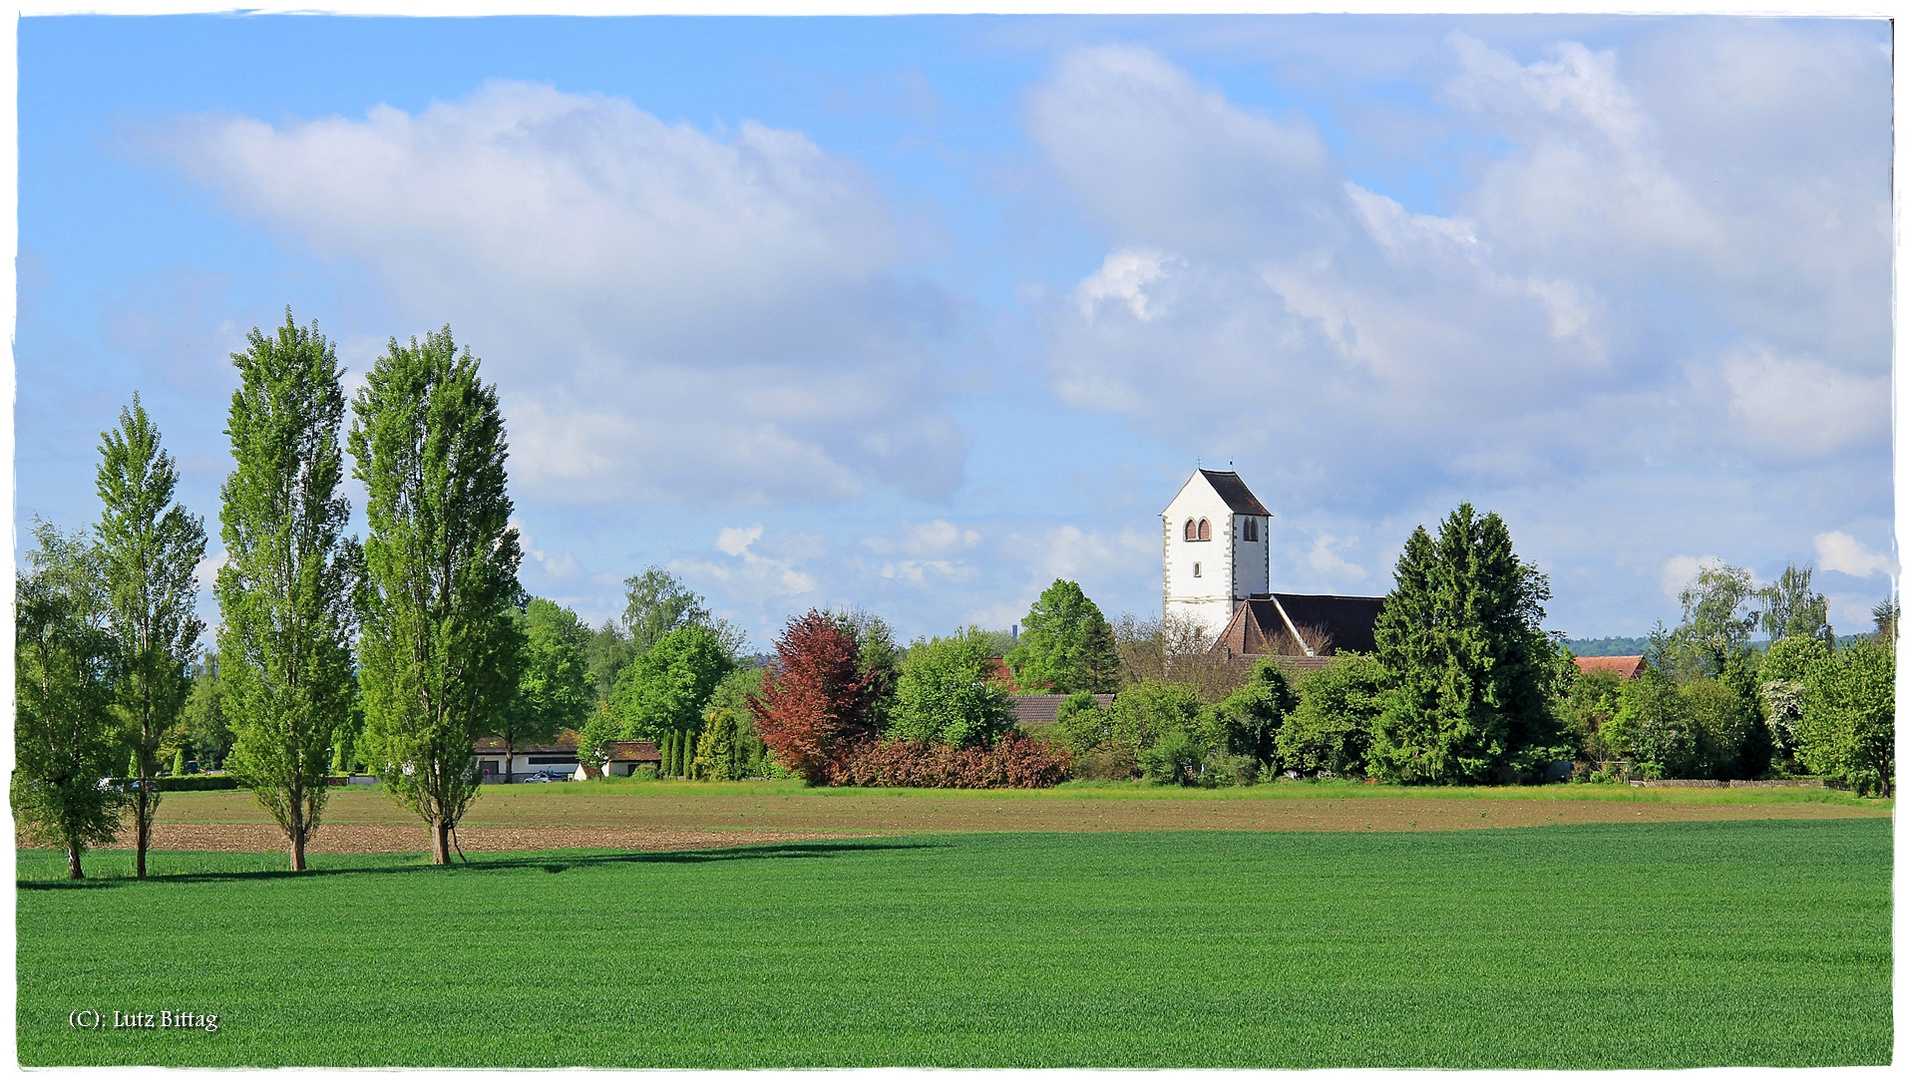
473, 731, 582, 782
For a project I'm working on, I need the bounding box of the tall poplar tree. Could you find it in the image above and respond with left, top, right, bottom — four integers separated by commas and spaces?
14, 523, 128, 880
1369, 503, 1562, 784
218, 312, 359, 871
351, 326, 522, 864
96, 395, 208, 878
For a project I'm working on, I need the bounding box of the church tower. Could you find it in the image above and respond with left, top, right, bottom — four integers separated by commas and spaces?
1160, 469, 1272, 640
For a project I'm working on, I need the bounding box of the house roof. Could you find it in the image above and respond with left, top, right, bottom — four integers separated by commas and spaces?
604, 740, 662, 764
1197, 469, 1272, 516
1009, 693, 1115, 725
1215, 594, 1386, 657
472, 737, 578, 757
1574, 655, 1646, 679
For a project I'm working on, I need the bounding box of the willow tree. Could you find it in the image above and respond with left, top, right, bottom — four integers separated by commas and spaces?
218, 312, 359, 871
97, 394, 208, 878
351, 326, 522, 864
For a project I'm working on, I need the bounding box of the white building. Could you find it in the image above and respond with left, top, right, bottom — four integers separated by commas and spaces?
1160, 468, 1272, 640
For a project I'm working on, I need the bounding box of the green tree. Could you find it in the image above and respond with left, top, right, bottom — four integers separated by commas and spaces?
179, 652, 231, 769
96, 394, 208, 878
1871, 596, 1898, 644
889, 627, 1017, 748
13, 523, 129, 880
1655, 562, 1758, 680
1206, 658, 1298, 765
585, 620, 634, 704
1369, 505, 1561, 784
1603, 668, 1698, 779
622, 567, 747, 659
604, 623, 735, 773
1005, 579, 1120, 694
1794, 639, 1895, 795
1106, 678, 1205, 752
351, 325, 523, 864
218, 312, 359, 872
497, 598, 594, 782
1560, 665, 1624, 761
1758, 564, 1832, 644
1276, 653, 1387, 777
1760, 636, 1830, 769
832, 608, 901, 729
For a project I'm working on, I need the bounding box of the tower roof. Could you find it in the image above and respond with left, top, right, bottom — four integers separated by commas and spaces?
1196, 469, 1270, 516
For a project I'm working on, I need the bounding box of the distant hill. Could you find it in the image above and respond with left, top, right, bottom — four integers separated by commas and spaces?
1562, 637, 1651, 657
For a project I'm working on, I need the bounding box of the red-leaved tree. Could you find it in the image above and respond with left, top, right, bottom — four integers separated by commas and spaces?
751, 610, 878, 783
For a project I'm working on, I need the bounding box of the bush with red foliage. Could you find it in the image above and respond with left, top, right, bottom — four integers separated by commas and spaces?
750, 610, 878, 784
829, 731, 1072, 789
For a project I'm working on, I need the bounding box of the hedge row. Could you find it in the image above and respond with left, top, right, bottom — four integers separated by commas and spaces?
827, 732, 1072, 789
155, 775, 242, 792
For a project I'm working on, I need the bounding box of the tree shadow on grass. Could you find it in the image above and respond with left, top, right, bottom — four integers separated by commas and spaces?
17, 838, 942, 890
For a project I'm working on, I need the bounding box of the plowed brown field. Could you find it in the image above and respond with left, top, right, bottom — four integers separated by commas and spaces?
25, 785, 1886, 854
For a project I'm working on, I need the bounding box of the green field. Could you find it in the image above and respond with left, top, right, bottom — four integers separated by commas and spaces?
17, 819, 1892, 1068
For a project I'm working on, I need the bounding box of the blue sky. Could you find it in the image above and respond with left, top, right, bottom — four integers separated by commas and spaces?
15, 14, 1896, 650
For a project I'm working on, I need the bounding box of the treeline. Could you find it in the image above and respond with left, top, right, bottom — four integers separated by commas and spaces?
1566, 564, 1896, 794
19, 314, 546, 878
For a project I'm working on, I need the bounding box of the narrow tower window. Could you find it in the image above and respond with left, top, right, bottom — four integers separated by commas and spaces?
1193, 562, 1202, 577
1184, 518, 1198, 542
1242, 518, 1258, 542
1197, 518, 1211, 541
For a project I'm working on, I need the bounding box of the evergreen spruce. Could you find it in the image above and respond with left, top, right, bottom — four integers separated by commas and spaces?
1369, 504, 1562, 784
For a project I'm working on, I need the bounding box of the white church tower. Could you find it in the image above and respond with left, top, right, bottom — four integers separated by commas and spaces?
1161, 468, 1272, 640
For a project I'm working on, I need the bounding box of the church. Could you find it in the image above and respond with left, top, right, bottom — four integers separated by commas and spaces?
1161, 468, 1385, 662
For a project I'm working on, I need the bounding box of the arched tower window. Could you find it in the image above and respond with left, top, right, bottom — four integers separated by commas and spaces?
1184, 518, 1198, 542
1197, 518, 1211, 541
1242, 518, 1258, 542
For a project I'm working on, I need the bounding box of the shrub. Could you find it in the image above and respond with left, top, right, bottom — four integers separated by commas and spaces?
1106, 679, 1203, 752
1053, 691, 1112, 754
1794, 638, 1895, 795
829, 731, 1071, 788
1277, 653, 1385, 777
1206, 659, 1297, 765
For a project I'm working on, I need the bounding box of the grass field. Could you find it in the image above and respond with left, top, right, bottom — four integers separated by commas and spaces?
17, 818, 1891, 1068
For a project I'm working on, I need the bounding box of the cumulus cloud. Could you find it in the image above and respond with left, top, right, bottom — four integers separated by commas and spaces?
1814, 531, 1896, 580
148, 81, 965, 506
1026, 32, 1889, 514
1659, 554, 1723, 603
1306, 534, 1366, 583
860, 519, 983, 586
677, 524, 816, 597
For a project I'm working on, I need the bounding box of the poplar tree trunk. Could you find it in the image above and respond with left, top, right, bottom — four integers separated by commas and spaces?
432, 821, 452, 864
67, 845, 84, 880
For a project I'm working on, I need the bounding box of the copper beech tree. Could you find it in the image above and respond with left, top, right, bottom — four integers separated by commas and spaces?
751, 611, 879, 783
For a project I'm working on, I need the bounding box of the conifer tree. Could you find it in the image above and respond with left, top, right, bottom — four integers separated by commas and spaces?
96, 395, 207, 878
218, 312, 359, 871
13, 523, 128, 880
1369, 504, 1561, 784
351, 326, 522, 864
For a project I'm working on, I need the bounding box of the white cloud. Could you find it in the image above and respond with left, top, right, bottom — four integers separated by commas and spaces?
1659, 554, 1723, 602
150, 80, 965, 507
1721, 345, 1890, 455
1306, 534, 1366, 583
1026, 30, 1888, 519
1076, 249, 1182, 322
685, 524, 815, 596
1814, 531, 1896, 580
513, 517, 577, 580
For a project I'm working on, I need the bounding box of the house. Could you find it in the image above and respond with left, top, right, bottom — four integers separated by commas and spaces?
1573, 655, 1646, 680
594, 739, 662, 778
473, 730, 582, 782
1163, 467, 1385, 662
